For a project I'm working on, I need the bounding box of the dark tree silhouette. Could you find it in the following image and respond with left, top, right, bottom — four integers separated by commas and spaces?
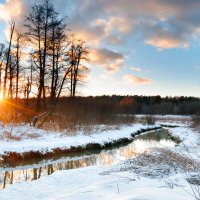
3, 21, 15, 99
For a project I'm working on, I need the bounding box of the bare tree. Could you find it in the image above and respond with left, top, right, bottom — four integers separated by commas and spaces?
0, 43, 5, 95
25, 0, 68, 109
7, 54, 15, 99
15, 30, 24, 100
25, 3, 45, 108
67, 37, 88, 98
48, 10, 68, 105
3, 21, 15, 99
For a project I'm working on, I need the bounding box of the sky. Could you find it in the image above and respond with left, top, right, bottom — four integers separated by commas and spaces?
0, 0, 200, 97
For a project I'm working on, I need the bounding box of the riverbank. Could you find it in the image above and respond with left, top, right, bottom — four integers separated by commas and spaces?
1, 117, 199, 200
0, 114, 188, 163
0, 123, 161, 165
0, 165, 192, 200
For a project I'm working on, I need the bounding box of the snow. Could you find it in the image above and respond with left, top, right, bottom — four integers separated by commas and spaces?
136, 115, 192, 126
136, 114, 192, 119
0, 117, 200, 200
0, 123, 160, 156
0, 166, 192, 200
169, 126, 200, 160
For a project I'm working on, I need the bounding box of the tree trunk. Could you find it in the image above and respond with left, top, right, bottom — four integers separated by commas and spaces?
3, 22, 15, 99
16, 37, 20, 100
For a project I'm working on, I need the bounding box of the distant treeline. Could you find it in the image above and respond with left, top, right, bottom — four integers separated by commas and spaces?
55, 95, 200, 115
1, 95, 199, 126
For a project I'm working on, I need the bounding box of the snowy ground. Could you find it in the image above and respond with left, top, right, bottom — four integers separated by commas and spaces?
135, 114, 192, 126
0, 123, 159, 156
0, 114, 189, 157
0, 116, 200, 200
0, 166, 193, 200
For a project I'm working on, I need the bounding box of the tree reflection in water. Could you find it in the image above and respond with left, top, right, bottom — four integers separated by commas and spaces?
0, 129, 176, 189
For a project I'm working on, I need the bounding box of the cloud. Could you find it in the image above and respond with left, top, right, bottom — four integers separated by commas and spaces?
1, 0, 200, 51
2, 0, 200, 50
0, 0, 23, 21
0, 0, 32, 24
145, 30, 189, 49
89, 48, 124, 72
123, 74, 152, 85
0, 0, 35, 40
67, 0, 200, 49
105, 16, 133, 34
70, 16, 129, 46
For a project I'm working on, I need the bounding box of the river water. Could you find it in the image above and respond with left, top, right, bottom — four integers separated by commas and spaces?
0, 129, 177, 189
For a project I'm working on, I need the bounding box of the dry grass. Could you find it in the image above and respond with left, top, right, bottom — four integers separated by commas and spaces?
0, 131, 42, 141
0, 131, 22, 141
107, 149, 200, 178
144, 115, 157, 125
34, 113, 135, 134
191, 115, 200, 132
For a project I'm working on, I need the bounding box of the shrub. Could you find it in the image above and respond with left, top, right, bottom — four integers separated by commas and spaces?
191, 115, 200, 129
145, 115, 156, 125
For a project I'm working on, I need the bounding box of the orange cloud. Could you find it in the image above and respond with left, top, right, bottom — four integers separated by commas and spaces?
0, 0, 23, 21
69, 0, 200, 50
145, 31, 188, 49
98, 16, 132, 34
73, 29, 102, 47
123, 74, 152, 84
89, 48, 124, 72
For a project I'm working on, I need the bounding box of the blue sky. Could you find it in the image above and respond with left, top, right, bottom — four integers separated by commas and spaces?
0, 0, 5, 42
0, 0, 200, 97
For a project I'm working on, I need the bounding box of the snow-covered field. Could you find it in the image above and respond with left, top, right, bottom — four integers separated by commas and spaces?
0, 114, 189, 157
135, 114, 192, 126
0, 116, 200, 200
0, 123, 160, 156
0, 166, 193, 200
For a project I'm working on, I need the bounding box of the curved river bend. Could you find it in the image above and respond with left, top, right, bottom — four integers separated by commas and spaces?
0, 129, 177, 189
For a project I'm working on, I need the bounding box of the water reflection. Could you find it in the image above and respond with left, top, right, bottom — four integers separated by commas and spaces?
0, 129, 177, 189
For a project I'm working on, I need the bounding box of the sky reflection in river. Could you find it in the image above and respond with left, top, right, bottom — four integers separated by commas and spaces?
0, 129, 176, 189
